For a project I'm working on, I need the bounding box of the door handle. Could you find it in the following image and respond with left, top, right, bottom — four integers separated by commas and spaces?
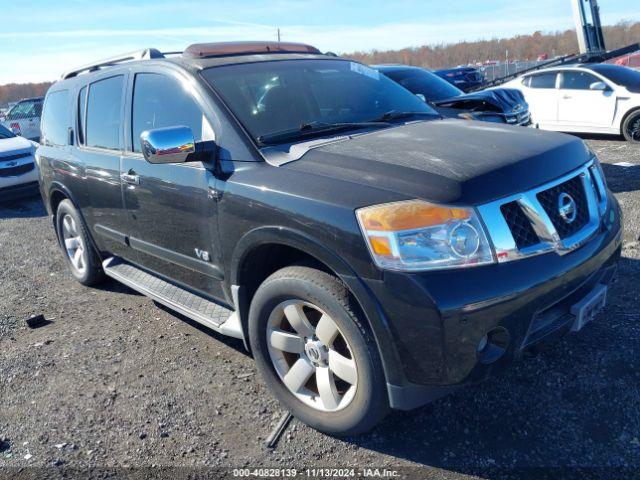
562, 94, 572, 99
121, 171, 140, 185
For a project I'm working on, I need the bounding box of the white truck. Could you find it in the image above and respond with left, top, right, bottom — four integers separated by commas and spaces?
0, 97, 44, 142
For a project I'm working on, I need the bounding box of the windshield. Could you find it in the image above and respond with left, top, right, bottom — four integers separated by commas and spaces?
381, 68, 463, 101
0, 124, 16, 139
202, 59, 438, 145
588, 64, 640, 92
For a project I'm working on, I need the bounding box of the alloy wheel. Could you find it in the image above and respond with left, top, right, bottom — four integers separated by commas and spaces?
61, 214, 86, 274
266, 300, 358, 412
629, 117, 640, 142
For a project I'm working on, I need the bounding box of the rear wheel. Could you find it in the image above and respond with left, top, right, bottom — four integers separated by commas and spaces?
55, 199, 104, 286
622, 110, 640, 143
249, 266, 389, 436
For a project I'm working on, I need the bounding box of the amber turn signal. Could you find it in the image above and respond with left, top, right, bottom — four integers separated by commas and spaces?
357, 200, 470, 232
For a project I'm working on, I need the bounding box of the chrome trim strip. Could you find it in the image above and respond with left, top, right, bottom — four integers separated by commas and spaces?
478, 159, 603, 263
517, 193, 560, 246
589, 163, 608, 215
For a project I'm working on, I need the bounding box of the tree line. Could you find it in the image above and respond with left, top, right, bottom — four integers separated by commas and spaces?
343, 21, 639, 68
0, 82, 52, 109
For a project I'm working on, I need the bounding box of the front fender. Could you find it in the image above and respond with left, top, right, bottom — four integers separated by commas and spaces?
230, 226, 407, 387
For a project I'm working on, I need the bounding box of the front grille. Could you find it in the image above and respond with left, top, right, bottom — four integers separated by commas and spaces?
0, 162, 35, 177
479, 162, 602, 263
537, 175, 589, 239
501, 202, 539, 249
0, 152, 31, 162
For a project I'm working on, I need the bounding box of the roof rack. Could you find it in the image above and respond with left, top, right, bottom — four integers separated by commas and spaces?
60, 41, 323, 80
61, 48, 166, 79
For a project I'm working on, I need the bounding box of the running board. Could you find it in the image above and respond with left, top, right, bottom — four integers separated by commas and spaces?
102, 257, 244, 340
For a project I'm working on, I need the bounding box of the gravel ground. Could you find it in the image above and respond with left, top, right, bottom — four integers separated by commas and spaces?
1, 136, 639, 480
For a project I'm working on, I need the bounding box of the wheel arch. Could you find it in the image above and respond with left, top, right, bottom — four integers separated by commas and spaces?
47, 181, 100, 256
230, 226, 404, 387
48, 181, 80, 219
620, 106, 640, 136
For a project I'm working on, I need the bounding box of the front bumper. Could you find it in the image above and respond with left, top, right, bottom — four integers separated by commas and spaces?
0, 156, 38, 201
366, 197, 622, 410
0, 180, 40, 201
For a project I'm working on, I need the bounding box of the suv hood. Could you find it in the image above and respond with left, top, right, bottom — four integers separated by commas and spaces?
434, 88, 527, 115
282, 119, 592, 205
0, 135, 35, 156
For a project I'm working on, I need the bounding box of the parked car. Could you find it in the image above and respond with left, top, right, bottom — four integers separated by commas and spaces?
434, 66, 485, 91
1, 101, 17, 120
0, 124, 38, 201
0, 97, 44, 142
37, 42, 621, 436
611, 52, 640, 70
500, 64, 640, 142
374, 65, 531, 126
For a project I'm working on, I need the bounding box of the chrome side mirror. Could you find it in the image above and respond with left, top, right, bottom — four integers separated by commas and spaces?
589, 81, 608, 91
140, 126, 195, 164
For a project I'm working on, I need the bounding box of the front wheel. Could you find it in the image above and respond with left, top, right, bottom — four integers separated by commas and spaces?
622, 110, 640, 143
249, 266, 389, 436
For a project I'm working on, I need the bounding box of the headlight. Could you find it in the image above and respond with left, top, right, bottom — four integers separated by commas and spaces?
356, 200, 495, 271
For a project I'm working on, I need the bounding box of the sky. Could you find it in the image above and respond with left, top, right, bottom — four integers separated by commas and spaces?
0, 0, 637, 84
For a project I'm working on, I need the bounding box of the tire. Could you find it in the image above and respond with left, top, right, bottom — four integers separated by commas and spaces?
55, 199, 104, 286
249, 266, 389, 436
622, 110, 640, 143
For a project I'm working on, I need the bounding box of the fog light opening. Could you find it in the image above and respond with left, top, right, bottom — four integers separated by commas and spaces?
476, 327, 510, 365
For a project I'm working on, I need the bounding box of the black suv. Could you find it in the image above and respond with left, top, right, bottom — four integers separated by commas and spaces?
37, 42, 622, 436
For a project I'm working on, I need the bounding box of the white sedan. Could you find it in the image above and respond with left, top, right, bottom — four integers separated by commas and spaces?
500, 64, 640, 142
0, 124, 39, 201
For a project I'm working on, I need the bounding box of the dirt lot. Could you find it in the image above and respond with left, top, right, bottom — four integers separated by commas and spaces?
1, 136, 639, 480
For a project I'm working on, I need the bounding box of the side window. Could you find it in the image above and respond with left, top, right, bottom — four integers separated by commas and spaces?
529, 72, 557, 89
522, 76, 531, 87
560, 71, 601, 90
77, 86, 87, 145
41, 90, 69, 147
131, 73, 212, 153
86, 75, 124, 150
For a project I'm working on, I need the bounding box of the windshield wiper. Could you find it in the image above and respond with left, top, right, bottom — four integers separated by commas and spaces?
369, 110, 441, 122
258, 120, 391, 146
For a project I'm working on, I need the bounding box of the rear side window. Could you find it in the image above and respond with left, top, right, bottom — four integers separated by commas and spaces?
560, 71, 600, 90
86, 75, 123, 150
528, 72, 557, 89
131, 73, 211, 152
41, 90, 69, 147
77, 86, 87, 145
